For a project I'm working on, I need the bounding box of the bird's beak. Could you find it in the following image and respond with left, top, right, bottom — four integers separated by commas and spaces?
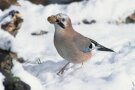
47, 15, 65, 29
97, 45, 115, 52
47, 15, 57, 24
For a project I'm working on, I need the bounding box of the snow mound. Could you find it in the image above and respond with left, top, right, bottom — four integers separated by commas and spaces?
12, 60, 44, 90
0, 73, 5, 90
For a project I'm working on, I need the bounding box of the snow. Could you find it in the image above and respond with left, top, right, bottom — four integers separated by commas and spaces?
12, 60, 44, 90
0, 73, 5, 90
0, 30, 13, 50
0, 0, 135, 90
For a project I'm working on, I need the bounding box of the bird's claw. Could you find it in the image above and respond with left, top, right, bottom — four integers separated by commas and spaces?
57, 68, 65, 75
57, 62, 70, 75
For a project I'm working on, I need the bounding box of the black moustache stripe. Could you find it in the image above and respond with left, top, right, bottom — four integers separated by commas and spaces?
58, 22, 65, 29
56, 19, 65, 29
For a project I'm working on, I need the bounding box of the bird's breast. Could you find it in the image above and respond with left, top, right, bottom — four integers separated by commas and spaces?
54, 34, 92, 64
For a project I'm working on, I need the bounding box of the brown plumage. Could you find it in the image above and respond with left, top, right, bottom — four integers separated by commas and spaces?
48, 13, 114, 75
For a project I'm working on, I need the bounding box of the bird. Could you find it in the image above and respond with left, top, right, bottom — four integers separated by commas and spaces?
47, 13, 114, 75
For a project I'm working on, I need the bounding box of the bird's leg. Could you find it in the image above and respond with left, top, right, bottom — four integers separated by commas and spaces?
57, 62, 70, 75
81, 62, 84, 68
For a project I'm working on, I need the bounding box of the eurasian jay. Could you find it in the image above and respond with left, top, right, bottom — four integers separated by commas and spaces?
47, 13, 114, 75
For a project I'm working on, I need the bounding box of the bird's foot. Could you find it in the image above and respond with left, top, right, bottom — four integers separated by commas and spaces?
57, 62, 70, 75
57, 68, 65, 75
81, 62, 84, 68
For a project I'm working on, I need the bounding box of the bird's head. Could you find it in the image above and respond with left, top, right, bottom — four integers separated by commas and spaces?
47, 13, 72, 30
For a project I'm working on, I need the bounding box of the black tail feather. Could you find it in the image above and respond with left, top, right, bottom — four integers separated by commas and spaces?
97, 45, 114, 52
89, 39, 115, 52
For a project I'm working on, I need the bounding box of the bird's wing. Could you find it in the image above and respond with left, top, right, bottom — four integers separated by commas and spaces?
73, 32, 94, 53
73, 32, 114, 52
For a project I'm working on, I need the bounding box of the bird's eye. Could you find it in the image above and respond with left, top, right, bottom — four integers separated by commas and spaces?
61, 18, 65, 22
89, 44, 92, 49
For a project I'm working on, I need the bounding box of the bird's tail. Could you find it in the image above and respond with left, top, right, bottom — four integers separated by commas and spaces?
90, 39, 114, 52
97, 44, 114, 52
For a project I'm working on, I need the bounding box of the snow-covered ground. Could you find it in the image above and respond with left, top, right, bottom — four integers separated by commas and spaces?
0, 0, 135, 90
0, 73, 5, 90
